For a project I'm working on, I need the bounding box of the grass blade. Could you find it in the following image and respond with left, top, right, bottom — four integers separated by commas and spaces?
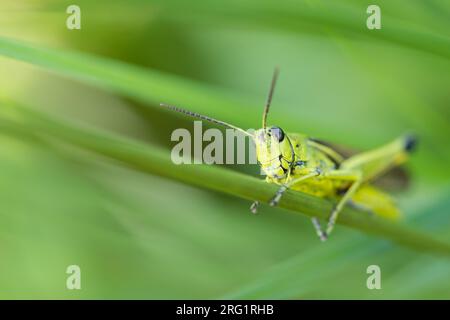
1, 101, 450, 256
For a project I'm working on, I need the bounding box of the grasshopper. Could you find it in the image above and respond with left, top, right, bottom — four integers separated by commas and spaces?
161, 68, 416, 241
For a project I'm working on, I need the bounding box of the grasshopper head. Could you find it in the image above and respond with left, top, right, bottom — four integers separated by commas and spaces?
255, 126, 293, 179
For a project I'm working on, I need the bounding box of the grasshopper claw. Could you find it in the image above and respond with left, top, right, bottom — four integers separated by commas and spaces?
250, 201, 260, 214
269, 197, 279, 207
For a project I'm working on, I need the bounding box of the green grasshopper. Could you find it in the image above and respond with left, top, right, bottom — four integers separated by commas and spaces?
161, 68, 416, 241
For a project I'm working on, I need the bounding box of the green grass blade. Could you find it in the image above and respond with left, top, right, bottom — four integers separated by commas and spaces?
1, 101, 450, 257
0, 36, 256, 127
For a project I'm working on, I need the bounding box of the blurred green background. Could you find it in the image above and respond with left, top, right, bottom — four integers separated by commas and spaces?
0, 0, 449, 299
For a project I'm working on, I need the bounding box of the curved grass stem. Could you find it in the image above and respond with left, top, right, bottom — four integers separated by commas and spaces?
1, 103, 450, 257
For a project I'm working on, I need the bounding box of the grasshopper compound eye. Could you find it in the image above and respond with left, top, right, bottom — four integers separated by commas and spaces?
271, 126, 285, 142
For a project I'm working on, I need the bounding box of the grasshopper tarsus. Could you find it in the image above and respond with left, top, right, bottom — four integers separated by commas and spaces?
250, 201, 260, 214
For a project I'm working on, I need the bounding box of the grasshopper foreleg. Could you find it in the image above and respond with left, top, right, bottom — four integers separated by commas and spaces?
249, 168, 320, 214
269, 169, 321, 207
250, 201, 260, 214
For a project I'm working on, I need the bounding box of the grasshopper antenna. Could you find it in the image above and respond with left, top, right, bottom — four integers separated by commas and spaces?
262, 67, 279, 129
160, 103, 253, 137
